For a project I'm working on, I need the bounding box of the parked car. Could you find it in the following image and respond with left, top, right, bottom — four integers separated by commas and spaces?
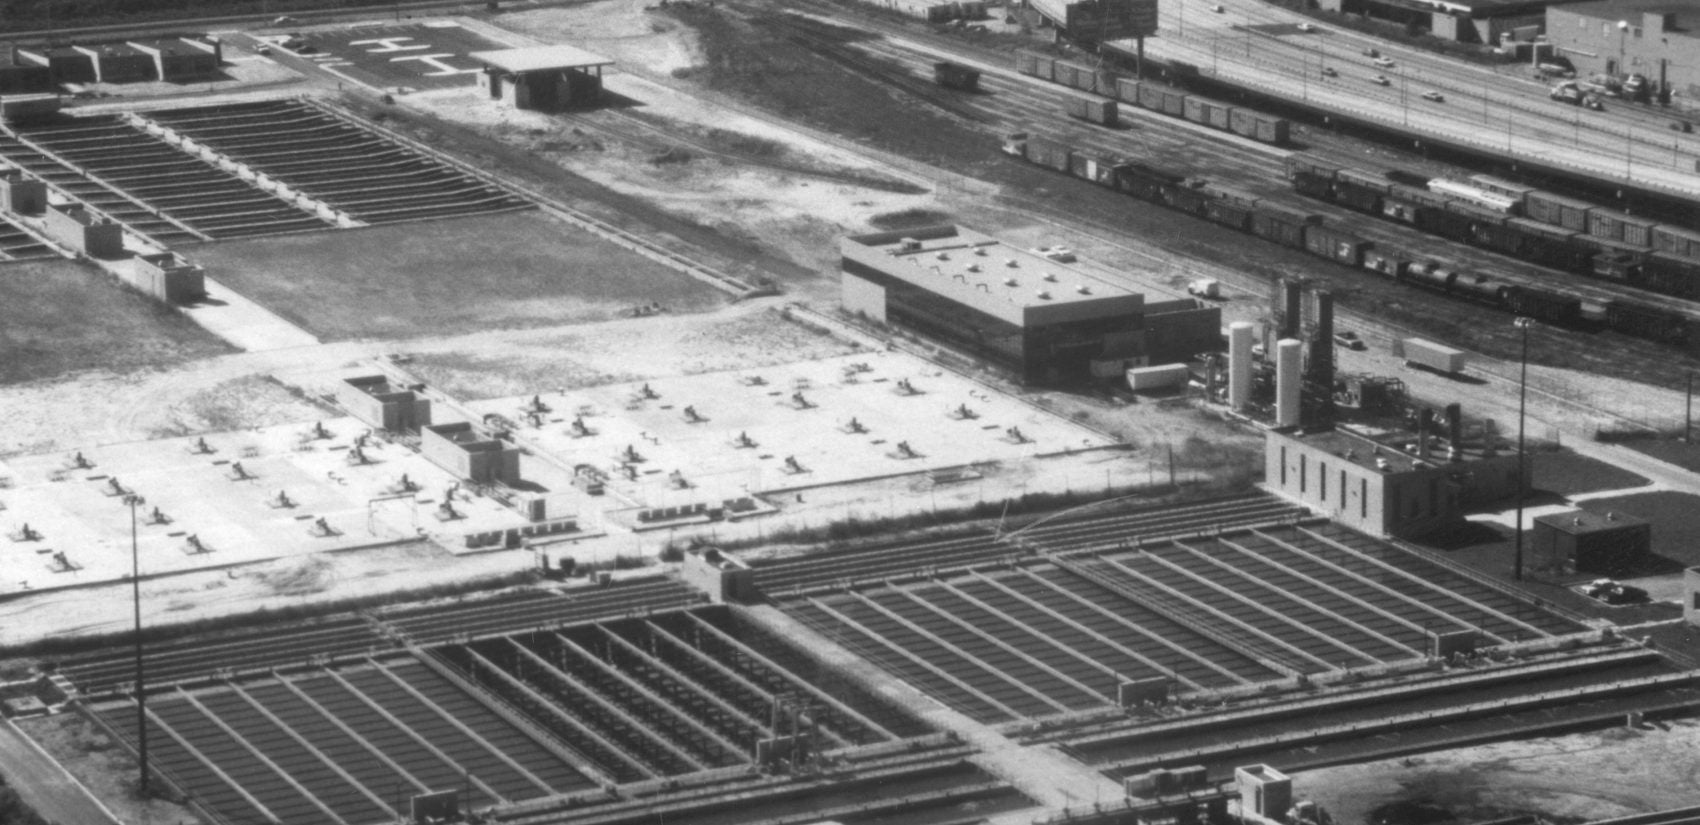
1297, 22, 1315, 32
1333, 331, 1366, 350
1321, 66, 1337, 78
1421, 90, 1445, 102
1372, 56, 1396, 68
1370, 74, 1391, 86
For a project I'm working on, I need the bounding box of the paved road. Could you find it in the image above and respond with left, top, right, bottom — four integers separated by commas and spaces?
0, 718, 118, 825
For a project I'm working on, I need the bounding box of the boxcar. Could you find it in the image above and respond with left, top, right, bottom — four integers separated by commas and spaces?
1503, 285, 1579, 324
1285, 154, 1339, 181
1158, 88, 1187, 117
1251, 204, 1315, 249
1292, 171, 1335, 200
1114, 162, 1181, 202
1114, 77, 1142, 105
1023, 135, 1072, 172
1303, 224, 1370, 266
1363, 249, 1409, 278
1065, 94, 1118, 126
1416, 205, 1474, 243
1164, 181, 1211, 215
1604, 300, 1689, 343
934, 61, 981, 91
1651, 224, 1700, 258
1639, 252, 1700, 299
1068, 150, 1122, 186
1205, 199, 1254, 231
1137, 83, 1165, 111
1333, 178, 1383, 214
1525, 191, 1593, 231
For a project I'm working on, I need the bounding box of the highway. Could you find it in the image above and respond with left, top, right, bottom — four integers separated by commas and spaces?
1138, 0, 1700, 198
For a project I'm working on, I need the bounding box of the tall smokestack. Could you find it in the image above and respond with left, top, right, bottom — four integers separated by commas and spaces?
1446, 403, 1463, 461
1281, 280, 1303, 340
1229, 322, 1254, 411
1417, 408, 1432, 461
1276, 339, 1302, 428
1304, 290, 1336, 426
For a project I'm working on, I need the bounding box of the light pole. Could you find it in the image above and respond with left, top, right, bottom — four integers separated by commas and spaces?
125, 493, 149, 794
1512, 318, 1533, 581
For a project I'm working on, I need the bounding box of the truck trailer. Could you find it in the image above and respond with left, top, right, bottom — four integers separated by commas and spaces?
1394, 337, 1467, 375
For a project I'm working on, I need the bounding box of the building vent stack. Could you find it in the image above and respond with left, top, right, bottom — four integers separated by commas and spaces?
1280, 279, 1304, 340
1445, 402, 1463, 448
1229, 322, 1254, 411
1276, 338, 1303, 428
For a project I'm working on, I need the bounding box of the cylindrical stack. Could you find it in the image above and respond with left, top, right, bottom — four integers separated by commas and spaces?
1276, 338, 1303, 427
1229, 322, 1254, 411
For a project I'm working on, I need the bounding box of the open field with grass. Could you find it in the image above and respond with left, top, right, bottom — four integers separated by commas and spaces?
190, 211, 727, 341
0, 260, 231, 385
1531, 449, 1651, 496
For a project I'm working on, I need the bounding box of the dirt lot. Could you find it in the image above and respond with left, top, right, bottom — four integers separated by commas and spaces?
0, 259, 231, 386
1298, 719, 1700, 825
402, 303, 865, 398
190, 211, 726, 341
13, 712, 199, 825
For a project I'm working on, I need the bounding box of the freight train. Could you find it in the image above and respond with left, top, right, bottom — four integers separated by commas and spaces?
1289, 155, 1700, 307
1001, 132, 1698, 346
1014, 50, 1291, 144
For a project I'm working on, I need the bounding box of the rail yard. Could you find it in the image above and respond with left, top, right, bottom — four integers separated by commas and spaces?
4, 2, 1700, 825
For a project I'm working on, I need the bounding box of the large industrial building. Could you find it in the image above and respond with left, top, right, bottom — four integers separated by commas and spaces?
1264, 414, 1526, 538
840, 225, 1218, 384
1545, 0, 1700, 98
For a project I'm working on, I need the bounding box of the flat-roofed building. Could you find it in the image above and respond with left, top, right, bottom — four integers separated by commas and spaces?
337, 375, 432, 432
128, 37, 222, 81
1265, 422, 1525, 539
841, 225, 1218, 384
43, 202, 123, 259
470, 45, 612, 111
422, 422, 522, 486
1547, 0, 1700, 99
1530, 509, 1650, 576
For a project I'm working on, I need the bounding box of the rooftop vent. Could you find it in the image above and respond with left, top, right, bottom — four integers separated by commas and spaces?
974, 247, 988, 256
967, 264, 981, 273
1043, 272, 1058, 282
1076, 285, 1091, 295
1005, 259, 1019, 268
1606, 511, 1619, 521
1035, 290, 1051, 300
1004, 277, 1018, 287
935, 252, 950, 261
900, 237, 921, 251
1375, 457, 1390, 472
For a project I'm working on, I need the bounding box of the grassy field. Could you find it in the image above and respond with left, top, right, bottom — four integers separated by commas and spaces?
0, 259, 230, 385
190, 212, 728, 341
1531, 449, 1651, 496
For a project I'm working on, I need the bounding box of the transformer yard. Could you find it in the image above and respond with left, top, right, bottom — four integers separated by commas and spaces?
6, 2, 1700, 825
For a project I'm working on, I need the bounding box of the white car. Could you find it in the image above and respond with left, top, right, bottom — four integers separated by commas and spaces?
1372, 56, 1396, 68
1421, 90, 1444, 102
1297, 22, 1315, 32
1031, 246, 1076, 263
1370, 74, 1391, 86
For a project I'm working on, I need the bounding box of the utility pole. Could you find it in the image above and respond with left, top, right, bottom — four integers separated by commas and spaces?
126, 493, 149, 794
1513, 318, 1533, 581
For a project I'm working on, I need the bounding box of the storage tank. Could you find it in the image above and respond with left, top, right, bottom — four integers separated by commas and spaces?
1276, 338, 1302, 428
1229, 322, 1254, 411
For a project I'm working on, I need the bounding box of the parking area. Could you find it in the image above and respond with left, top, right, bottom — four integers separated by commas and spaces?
275, 21, 507, 90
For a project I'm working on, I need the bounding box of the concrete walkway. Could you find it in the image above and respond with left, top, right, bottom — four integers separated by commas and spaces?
181, 275, 321, 352
0, 718, 119, 825
742, 605, 1123, 815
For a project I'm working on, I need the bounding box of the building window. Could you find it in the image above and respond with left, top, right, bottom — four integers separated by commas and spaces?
1281, 446, 1287, 484
1634, 27, 1643, 38
1320, 462, 1328, 501
1300, 454, 1307, 493
1341, 470, 1347, 506
1360, 478, 1368, 519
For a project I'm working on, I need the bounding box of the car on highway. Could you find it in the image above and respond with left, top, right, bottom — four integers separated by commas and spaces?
1297, 22, 1315, 32
1372, 56, 1396, 68
1212, 4, 1225, 12
1362, 47, 1379, 57
1370, 74, 1390, 86
1421, 90, 1444, 102
256, 45, 273, 56
1333, 331, 1366, 350
1321, 66, 1338, 77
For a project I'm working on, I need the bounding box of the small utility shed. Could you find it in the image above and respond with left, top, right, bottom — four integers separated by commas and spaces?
469, 45, 612, 111
1531, 509, 1650, 576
